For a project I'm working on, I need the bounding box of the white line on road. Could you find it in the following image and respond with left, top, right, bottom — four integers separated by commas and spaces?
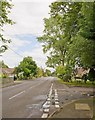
55, 105, 60, 108
54, 89, 60, 108
43, 108, 49, 112
41, 113, 48, 118
9, 90, 25, 100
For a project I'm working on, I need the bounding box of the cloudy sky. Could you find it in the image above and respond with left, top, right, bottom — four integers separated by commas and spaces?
2, 0, 55, 71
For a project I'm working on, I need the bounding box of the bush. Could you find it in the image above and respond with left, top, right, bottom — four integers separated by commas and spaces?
63, 74, 71, 82
88, 68, 95, 83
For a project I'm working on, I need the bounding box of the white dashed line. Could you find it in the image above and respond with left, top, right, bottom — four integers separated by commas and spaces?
55, 105, 60, 108
41, 83, 53, 118
9, 91, 25, 100
55, 98, 58, 101
43, 101, 50, 108
47, 98, 51, 101
43, 108, 49, 112
41, 113, 48, 118
54, 89, 60, 108
55, 101, 59, 104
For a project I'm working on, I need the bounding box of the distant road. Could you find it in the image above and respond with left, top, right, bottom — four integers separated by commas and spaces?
2, 77, 56, 118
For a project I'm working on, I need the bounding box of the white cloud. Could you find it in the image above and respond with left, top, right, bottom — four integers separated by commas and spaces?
2, 1, 55, 70
11, 37, 32, 48
2, 37, 33, 67
2, 49, 23, 67
3, 1, 55, 36
22, 44, 49, 68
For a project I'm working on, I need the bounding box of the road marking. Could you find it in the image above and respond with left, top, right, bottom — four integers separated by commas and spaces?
9, 90, 25, 100
55, 98, 58, 101
55, 101, 59, 104
47, 97, 51, 101
55, 105, 60, 108
43, 103, 50, 108
43, 108, 49, 112
54, 89, 60, 108
55, 94, 58, 96
41, 113, 48, 118
41, 83, 53, 118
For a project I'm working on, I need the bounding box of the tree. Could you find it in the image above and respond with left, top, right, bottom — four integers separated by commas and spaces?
15, 57, 37, 79
68, 2, 95, 73
38, 2, 95, 76
79, 2, 95, 40
45, 69, 51, 76
38, 2, 82, 69
0, 60, 8, 68
56, 65, 66, 79
36, 67, 44, 77
0, 0, 14, 53
88, 68, 95, 84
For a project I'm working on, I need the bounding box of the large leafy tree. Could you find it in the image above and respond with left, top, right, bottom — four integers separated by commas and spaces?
38, 2, 95, 76
15, 57, 37, 79
36, 67, 44, 77
68, 2, 95, 69
45, 69, 51, 76
0, 0, 14, 53
38, 2, 82, 69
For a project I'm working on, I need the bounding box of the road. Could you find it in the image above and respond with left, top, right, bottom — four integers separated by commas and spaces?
2, 77, 93, 118
2, 77, 55, 118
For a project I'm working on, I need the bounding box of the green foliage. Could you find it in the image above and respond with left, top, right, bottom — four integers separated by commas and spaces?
88, 68, 95, 83
59, 79, 95, 87
2, 74, 8, 78
0, 60, 8, 68
45, 69, 51, 76
82, 74, 88, 83
68, 35, 95, 68
15, 56, 37, 79
56, 65, 71, 81
63, 74, 71, 82
0, 0, 14, 53
37, 2, 95, 76
36, 67, 44, 77
79, 2, 95, 40
56, 65, 66, 79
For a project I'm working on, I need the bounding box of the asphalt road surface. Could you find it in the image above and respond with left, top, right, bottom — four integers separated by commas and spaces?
2, 77, 56, 118
2, 77, 93, 118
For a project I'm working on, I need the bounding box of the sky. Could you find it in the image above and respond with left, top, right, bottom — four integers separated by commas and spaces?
2, 0, 55, 71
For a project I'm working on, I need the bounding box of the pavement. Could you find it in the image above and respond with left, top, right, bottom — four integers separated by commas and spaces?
1, 77, 95, 119
50, 97, 94, 119
49, 80, 95, 119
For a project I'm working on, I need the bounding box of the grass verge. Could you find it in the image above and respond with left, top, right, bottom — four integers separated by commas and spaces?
58, 78, 95, 87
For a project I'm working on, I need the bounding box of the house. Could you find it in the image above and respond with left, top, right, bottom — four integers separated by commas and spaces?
0, 68, 15, 86
0, 68, 15, 78
74, 67, 89, 78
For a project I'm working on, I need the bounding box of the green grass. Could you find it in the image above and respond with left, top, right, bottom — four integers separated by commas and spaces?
58, 78, 95, 87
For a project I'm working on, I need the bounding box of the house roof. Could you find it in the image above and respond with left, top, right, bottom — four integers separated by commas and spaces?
0, 68, 15, 74
75, 67, 89, 77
